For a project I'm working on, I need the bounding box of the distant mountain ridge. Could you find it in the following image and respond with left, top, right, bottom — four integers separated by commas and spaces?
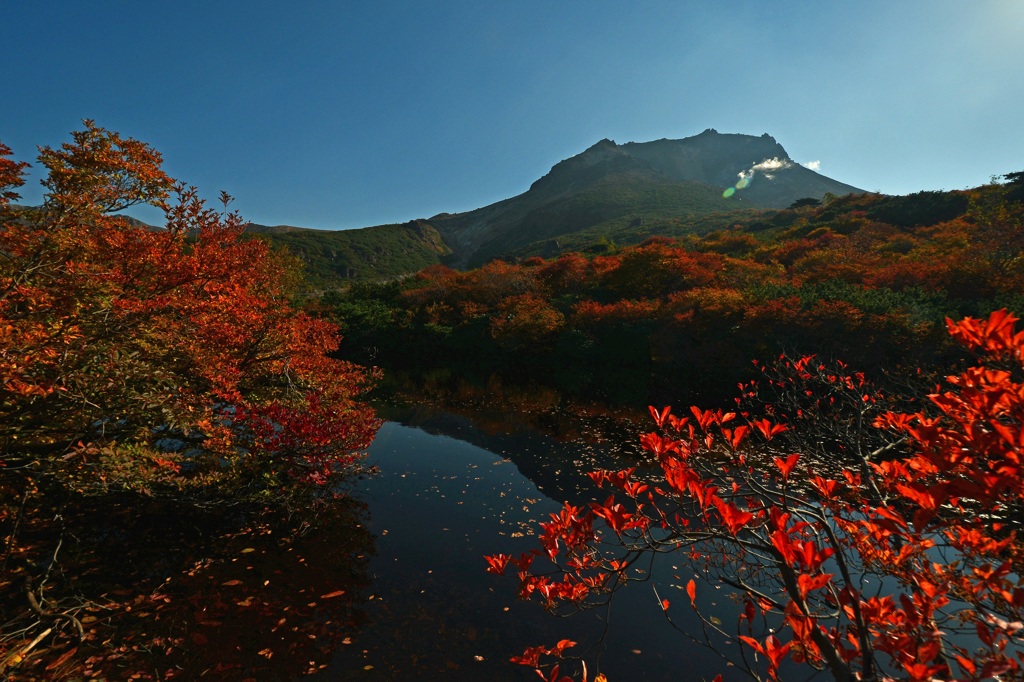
182, 130, 871, 286
422, 129, 863, 266
245, 219, 451, 288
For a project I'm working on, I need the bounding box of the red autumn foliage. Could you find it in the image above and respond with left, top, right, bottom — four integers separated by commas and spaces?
0, 121, 380, 500
1, 123, 382, 678
536, 252, 593, 295
490, 292, 566, 348
570, 299, 660, 328
492, 310, 1024, 681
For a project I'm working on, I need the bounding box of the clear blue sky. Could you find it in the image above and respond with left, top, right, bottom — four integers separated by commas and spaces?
4, 1, 1023, 229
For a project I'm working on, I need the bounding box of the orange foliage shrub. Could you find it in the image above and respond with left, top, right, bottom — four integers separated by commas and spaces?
570, 299, 660, 328
489, 293, 566, 348
0, 123, 379, 498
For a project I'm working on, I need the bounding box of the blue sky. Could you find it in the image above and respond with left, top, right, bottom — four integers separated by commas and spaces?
4, 1, 1023, 229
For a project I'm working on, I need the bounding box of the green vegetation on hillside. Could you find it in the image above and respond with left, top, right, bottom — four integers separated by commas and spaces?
249, 220, 451, 289
467, 174, 753, 265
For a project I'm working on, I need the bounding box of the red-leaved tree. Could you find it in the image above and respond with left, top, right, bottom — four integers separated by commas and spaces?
0, 122, 380, 500
490, 309, 1024, 681
0, 124, 381, 675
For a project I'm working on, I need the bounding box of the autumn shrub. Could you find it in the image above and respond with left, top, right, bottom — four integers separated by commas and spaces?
492, 309, 1024, 682
0, 123, 380, 503
0, 123, 382, 677
490, 293, 566, 349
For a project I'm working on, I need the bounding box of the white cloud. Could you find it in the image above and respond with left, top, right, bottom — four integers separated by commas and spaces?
752, 157, 792, 172
802, 160, 822, 171
733, 158, 791, 189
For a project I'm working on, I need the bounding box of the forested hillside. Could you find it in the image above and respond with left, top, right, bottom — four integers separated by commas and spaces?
245, 219, 451, 288
325, 177, 1024, 404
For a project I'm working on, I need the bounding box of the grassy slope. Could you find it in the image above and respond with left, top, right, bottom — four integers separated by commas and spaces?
466, 174, 758, 264
248, 221, 451, 290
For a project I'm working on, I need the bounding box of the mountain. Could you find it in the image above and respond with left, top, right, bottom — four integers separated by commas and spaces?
257, 129, 866, 283
429, 130, 863, 266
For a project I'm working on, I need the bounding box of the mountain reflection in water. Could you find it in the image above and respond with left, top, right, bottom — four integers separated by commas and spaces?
314, 377, 739, 681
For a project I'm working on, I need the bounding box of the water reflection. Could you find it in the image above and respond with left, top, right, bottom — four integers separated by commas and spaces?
9, 495, 376, 680
16, 373, 748, 680
374, 370, 656, 505
313, 378, 740, 681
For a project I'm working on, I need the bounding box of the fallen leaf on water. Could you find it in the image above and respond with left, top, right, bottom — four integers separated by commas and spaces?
320, 590, 346, 599
222, 580, 243, 586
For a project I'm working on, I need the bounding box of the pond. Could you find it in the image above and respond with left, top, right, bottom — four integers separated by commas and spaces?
312, 377, 745, 681
11, 374, 757, 680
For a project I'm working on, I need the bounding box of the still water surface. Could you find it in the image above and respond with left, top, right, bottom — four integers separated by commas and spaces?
314, 390, 739, 681
26, 379, 770, 680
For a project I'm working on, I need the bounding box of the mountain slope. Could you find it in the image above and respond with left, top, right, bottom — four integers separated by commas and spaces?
245, 220, 451, 289
429, 130, 863, 266
256, 130, 865, 284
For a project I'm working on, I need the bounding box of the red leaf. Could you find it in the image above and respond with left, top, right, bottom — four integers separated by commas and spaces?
648, 405, 672, 428
714, 498, 754, 535
485, 553, 512, 575
773, 453, 800, 482
549, 639, 576, 657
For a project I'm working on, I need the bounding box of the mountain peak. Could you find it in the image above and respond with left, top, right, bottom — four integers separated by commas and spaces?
458, 130, 862, 264
518, 127, 858, 215
250, 129, 869, 282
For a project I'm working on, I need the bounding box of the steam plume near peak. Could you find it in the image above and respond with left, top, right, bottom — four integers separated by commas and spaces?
731, 157, 791, 191
724, 156, 800, 198
802, 160, 822, 171
751, 157, 792, 173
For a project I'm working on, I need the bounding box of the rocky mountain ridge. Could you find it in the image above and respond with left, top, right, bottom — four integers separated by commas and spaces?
426, 129, 863, 265
78, 130, 867, 285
